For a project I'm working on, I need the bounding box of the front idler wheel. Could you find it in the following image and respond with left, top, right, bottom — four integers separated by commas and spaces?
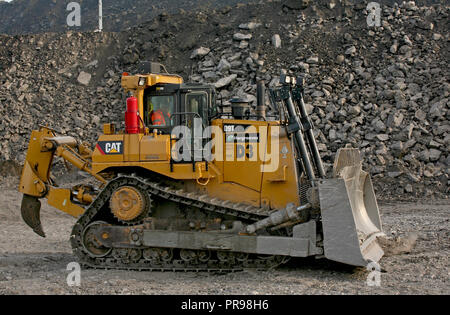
82, 221, 112, 258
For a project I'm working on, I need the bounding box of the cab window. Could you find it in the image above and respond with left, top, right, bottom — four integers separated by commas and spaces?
185, 92, 208, 128
145, 95, 175, 127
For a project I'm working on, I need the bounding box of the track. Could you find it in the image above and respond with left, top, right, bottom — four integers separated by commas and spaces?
70, 175, 289, 272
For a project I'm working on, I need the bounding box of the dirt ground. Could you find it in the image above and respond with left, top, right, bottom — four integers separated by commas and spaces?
0, 177, 448, 295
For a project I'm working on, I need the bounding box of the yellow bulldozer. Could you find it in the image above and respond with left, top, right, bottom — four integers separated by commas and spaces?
18, 62, 384, 271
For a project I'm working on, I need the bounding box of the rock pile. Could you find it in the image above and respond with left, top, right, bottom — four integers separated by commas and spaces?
182, 1, 449, 199
0, 1, 448, 199
0, 31, 124, 163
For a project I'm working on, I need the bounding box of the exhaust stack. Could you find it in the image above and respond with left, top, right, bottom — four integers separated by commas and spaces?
256, 81, 266, 121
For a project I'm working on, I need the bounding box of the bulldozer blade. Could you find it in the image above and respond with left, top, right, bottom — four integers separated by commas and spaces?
318, 148, 384, 267
21, 194, 46, 238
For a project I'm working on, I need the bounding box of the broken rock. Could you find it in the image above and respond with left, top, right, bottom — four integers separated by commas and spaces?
190, 47, 210, 59
272, 34, 281, 48
77, 71, 92, 86
214, 74, 237, 89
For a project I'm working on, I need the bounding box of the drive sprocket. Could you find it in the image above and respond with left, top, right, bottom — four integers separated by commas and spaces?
109, 185, 151, 224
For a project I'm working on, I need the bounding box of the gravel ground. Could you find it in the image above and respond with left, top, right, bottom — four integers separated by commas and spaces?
0, 178, 448, 295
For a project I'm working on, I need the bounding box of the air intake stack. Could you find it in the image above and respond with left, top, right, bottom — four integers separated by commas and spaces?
256, 81, 266, 121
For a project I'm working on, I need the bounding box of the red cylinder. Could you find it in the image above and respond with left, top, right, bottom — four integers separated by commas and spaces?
125, 96, 139, 134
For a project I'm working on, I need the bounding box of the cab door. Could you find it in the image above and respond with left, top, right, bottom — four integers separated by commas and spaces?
182, 91, 209, 164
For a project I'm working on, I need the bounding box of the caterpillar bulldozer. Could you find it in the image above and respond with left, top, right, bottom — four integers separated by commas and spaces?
18, 62, 384, 271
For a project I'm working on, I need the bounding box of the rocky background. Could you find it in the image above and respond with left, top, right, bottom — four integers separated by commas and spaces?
0, 0, 448, 200
0, 0, 256, 34
0, 0, 446, 35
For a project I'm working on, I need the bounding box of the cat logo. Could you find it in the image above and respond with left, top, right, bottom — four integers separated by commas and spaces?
96, 141, 123, 155
106, 143, 121, 153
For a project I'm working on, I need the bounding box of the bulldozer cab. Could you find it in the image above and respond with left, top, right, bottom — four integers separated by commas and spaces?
143, 83, 216, 133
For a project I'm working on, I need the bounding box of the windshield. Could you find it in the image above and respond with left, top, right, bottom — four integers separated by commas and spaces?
145, 95, 175, 127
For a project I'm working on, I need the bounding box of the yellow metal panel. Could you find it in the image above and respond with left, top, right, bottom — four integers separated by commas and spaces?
147, 74, 183, 86
266, 165, 288, 182
18, 128, 55, 197
25, 128, 54, 181
92, 135, 125, 163
220, 120, 272, 192
46, 188, 85, 218
121, 75, 140, 90
136, 88, 144, 121
121, 74, 183, 90
261, 133, 300, 209
18, 161, 46, 197
92, 161, 212, 180
205, 119, 300, 210
124, 134, 142, 162
140, 135, 170, 161
103, 123, 115, 135
204, 179, 261, 207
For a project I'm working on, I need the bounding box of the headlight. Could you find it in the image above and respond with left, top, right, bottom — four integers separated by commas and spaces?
138, 77, 146, 86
